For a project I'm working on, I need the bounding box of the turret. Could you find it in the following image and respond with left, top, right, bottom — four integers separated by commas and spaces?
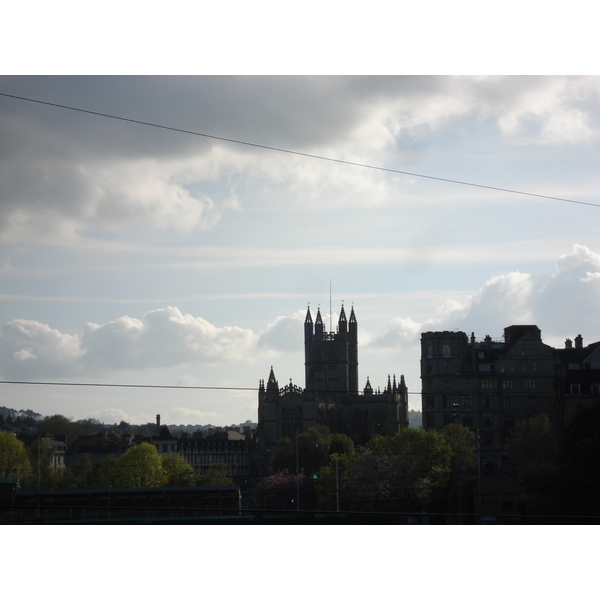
338, 304, 347, 336
315, 307, 324, 338
304, 305, 313, 342
267, 366, 278, 391
349, 305, 357, 341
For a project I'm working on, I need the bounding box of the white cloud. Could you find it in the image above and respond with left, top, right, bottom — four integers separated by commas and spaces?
364, 316, 422, 349
0, 319, 83, 379
170, 407, 221, 421
366, 244, 600, 350
257, 310, 305, 353
0, 307, 261, 379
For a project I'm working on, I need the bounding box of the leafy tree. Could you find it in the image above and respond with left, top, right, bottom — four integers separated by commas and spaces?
554, 403, 600, 519
254, 472, 309, 510
36, 414, 83, 443
505, 414, 556, 481
0, 431, 32, 481
315, 451, 359, 510
442, 423, 476, 476
328, 433, 355, 457
115, 443, 165, 488
197, 462, 234, 487
24, 438, 61, 491
334, 428, 453, 512
162, 453, 197, 487
63, 455, 94, 490
94, 456, 120, 489
272, 425, 332, 476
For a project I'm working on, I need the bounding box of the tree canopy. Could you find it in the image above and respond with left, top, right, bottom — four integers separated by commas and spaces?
114, 443, 165, 488
0, 431, 31, 481
505, 414, 556, 481
316, 428, 453, 512
162, 453, 197, 487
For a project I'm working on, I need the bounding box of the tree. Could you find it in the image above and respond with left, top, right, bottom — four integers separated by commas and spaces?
36, 414, 83, 443
272, 425, 332, 476
162, 453, 197, 487
94, 456, 120, 489
63, 455, 94, 490
554, 403, 600, 519
505, 414, 556, 481
254, 472, 309, 510
24, 438, 61, 491
314, 435, 356, 509
0, 431, 31, 481
328, 433, 355, 457
332, 428, 453, 513
442, 423, 476, 476
197, 462, 234, 487
115, 443, 165, 488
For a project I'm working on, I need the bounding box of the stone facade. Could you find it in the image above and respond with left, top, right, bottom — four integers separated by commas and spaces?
420, 325, 557, 470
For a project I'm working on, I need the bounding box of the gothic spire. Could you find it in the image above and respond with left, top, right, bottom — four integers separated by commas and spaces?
349, 304, 357, 323
304, 304, 313, 324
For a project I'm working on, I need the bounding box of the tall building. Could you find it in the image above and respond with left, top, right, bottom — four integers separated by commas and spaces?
420, 325, 557, 470
554, 335, 600, 456
256, 304, 409, 458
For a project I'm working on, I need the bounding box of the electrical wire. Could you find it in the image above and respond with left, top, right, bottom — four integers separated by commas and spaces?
1, 91, 598, 209
0, 379, 424, 394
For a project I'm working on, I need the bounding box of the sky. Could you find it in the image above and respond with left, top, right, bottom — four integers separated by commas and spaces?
2, 74, 600, 427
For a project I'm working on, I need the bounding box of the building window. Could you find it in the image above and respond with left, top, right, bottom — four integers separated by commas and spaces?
483, 414, 494, 428
281, 407, 303, 438
481, 380, 493, 390
426, 396, 434, 409
442, 344, 451, 358
592, 384, 600, 395
502, 380, 514, 390
426, 345, 433, 358
570, 384, 581, 394
501, 397, 514, 409
525, 380, 536, 390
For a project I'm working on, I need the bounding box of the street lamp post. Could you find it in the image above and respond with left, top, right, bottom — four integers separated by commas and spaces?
296, 434, 300, 512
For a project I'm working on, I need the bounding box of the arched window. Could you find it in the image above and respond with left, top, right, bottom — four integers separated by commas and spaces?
442, 344, 451, 358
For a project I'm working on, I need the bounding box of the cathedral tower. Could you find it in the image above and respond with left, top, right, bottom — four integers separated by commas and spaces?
304, 304, 359, 394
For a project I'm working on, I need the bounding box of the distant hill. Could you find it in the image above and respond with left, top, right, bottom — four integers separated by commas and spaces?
0, 406, 42, 421
408, 409, 422, 428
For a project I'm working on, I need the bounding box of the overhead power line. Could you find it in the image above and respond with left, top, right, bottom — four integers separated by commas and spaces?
0, 379, 423, 395
1, 91, 598, 209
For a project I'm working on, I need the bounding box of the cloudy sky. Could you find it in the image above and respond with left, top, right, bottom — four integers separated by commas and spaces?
1, 75, 600, 426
